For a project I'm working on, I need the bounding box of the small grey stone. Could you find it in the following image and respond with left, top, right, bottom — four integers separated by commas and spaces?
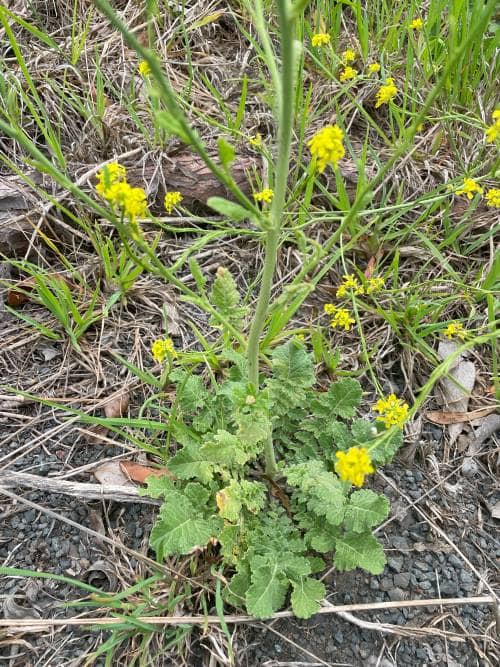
394, 573, 410, 588
388, 587, 406, 601
379, 576, 393, 591
440, 581, 459, 595
419, 580, 433, 591
387, 556, 404, 572
334, 629, 344, 643
460, 571, 474, 584
391, 536, 409, 550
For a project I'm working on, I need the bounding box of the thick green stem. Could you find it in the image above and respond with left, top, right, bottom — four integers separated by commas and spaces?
247, 0, 296, 391
247, 0, 297, 476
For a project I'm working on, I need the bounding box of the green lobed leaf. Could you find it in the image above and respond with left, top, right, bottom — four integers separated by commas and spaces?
290, 577, 326, 619
312, 378, 362, 419
168, 447, 214, 483
344, 490, 390, 533
285, 461, 346, 526
334, 532, 386, 575
200, 429, 249, 466
245, 564, 288, 619
150, 492, 221, 559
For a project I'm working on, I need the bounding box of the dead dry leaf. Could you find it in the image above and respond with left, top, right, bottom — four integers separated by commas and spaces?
120, 460, 174, 484
437, 340, 476, 444
489, 502, 500, 520
425, 407, 497, 424
93, 461, 135, 487
103, 391, 129, 418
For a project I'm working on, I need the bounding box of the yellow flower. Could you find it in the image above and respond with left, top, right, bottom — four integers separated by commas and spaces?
335, 447, 374, 487
375, 77, 398, 108
365, 276, 385, 294
105, 182, 148, 220
409, 18, 424, 30
138, 60, 151, 76
485, 188, 500, 208
455, 178, 483, 200
443, 322, 466, 340
330, 308, 355, 331
485, 109, 500, 142
253, 188, 274, 203
324, 303, 336, 315
308, 125, 345, 173
340, 66, 358, 82
342, 49, 356, 64
95, 162, 127, 197
249, 133, 263, 147
336, 274, 363, 298
151, 338, 176, 363
368, 63, 381, 75
312, 33, 330, 47
373, 394, 409, 429
164, 191, 183, 213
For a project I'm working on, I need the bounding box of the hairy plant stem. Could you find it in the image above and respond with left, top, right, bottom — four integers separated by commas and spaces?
247, 0, 297, 476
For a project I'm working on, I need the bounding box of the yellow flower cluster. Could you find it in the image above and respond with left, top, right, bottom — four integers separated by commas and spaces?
334, 274, 385, 298
308, 125, 345, 172
336, 274, 363, 298
485, 110, 500, 142
366, 276, 385, 294
373, 394, 409, 429
312, 33, 330, 47
455, 178, 483, 199
409, 18, 424, 30
368, 63, 381, 74
335, 447, 374, 487
249, 132, 263, 147
329, 306, 355, 331
485, 188, 500, 208
444, 322, 466, 340
375, 77, 398, 108
342, 49, 356, 64
151, 338, 176, 363
340, 66, 358, 82
253, 188, 274, 203
164, 191, 183, 213
95, 163, 148, 221
138, 60, 151, 76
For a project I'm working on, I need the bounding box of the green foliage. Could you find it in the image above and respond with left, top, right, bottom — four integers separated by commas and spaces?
209, 266, 246, 333
144, 340, 401, 619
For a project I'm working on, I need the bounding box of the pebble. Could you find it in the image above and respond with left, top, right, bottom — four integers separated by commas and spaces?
388, 587, 406, 601
387, 556, 404, 572
393, 573, 410, 588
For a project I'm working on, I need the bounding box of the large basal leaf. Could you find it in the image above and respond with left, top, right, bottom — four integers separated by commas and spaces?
334, 532, 386, 575
150, 492, 221, 559
312, 378, 362, 419
245, 564, 288, 619
290, 577, 326, 619
167, 447, 214, 484
343, 489, 390, 533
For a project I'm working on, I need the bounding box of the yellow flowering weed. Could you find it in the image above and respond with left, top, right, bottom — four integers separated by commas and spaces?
373, 394, 409, 429
311, 33, 330, 48
330, 307, 355, 331
375, 77, 398, 108
95, 162, 127, 197
485, 188, 500, 208
340, 66, 358, 82
485, 109, 500, 142
307, 125, 345, 173
335, 447, 374, 487
164, 191, 183, 213
138, 60, 151, 76
368, 63, 381, 75
253, 188, 274, 203
341, 49, 356, 64
151, 338, 176, 363
336, 274, 363, 298
455, 178, 483, 199
444, 322, 466, 340
409, 18, 424, 30
365, 276, 385, 294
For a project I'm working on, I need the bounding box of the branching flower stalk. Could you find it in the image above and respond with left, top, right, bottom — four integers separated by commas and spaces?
246, 0, 301, 476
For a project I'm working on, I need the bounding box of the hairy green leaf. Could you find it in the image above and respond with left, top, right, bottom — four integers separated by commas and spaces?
245, 564, 288, 619
344, 490, 390, 533
150, 492, 221, 559
312, 378, 362, 419
168, 447, 214, 483
334, 533, 386, 574
290, 577, 326, 619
